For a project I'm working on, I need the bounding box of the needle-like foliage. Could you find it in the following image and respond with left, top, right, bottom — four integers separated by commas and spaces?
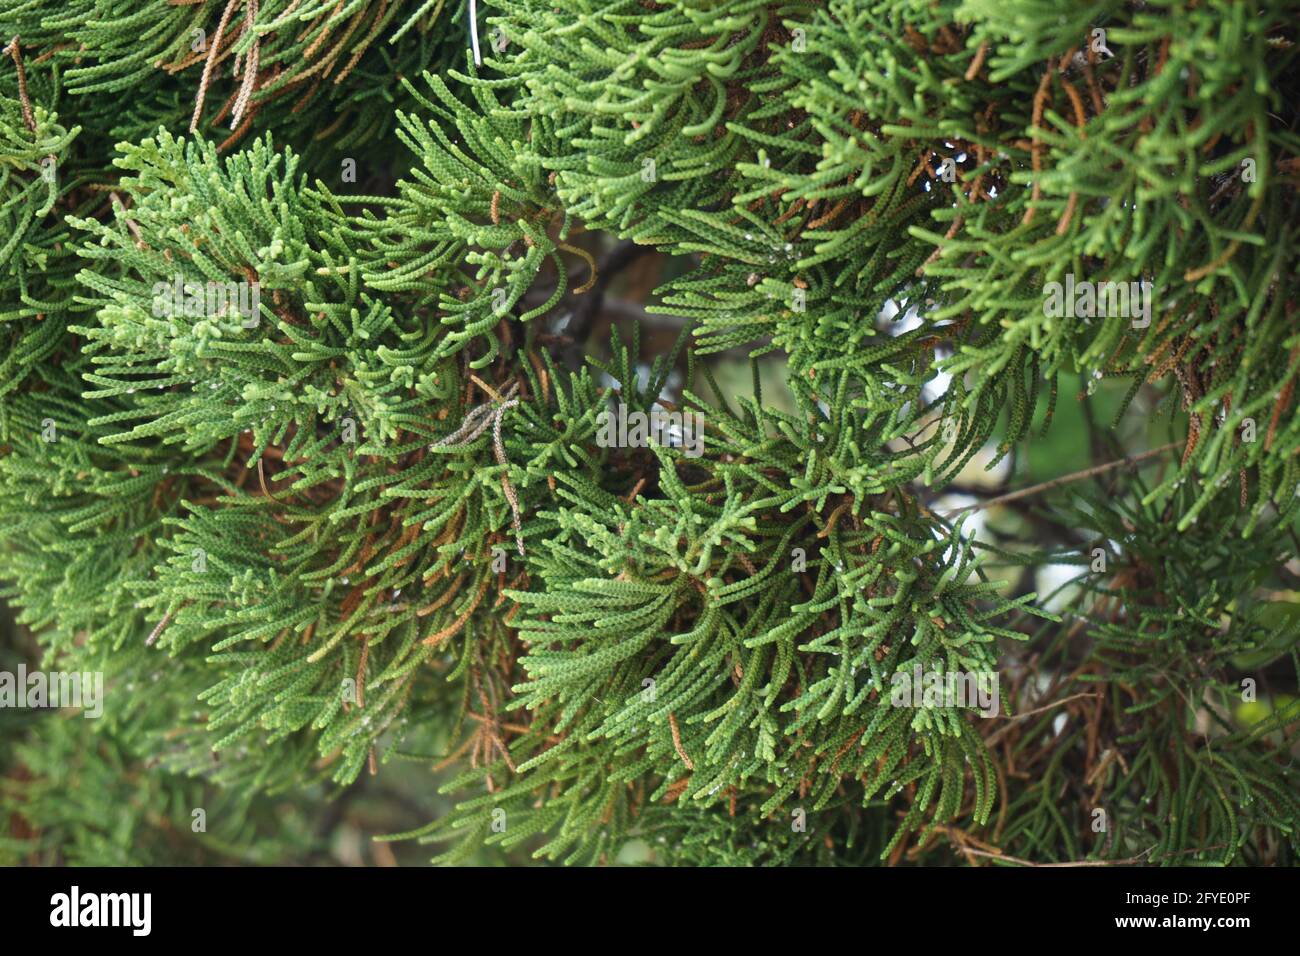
1, 0, 1297, 866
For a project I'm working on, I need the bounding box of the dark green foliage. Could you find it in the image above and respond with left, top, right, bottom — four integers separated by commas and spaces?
1, 0, 1297, 866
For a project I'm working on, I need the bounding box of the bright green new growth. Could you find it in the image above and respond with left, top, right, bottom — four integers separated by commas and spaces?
1, 0, 1298, 866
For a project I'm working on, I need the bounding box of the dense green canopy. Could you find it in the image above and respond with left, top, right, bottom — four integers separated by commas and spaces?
1, 0, 1297, 866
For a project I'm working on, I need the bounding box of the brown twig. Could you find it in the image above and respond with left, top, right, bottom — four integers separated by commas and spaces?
668, 711, 693, 770
1021, 65, 1054, 226
4, 36, 36, 132
940, 442, 1182, 517
191, 0, 241, 133
964, 38, 989, 81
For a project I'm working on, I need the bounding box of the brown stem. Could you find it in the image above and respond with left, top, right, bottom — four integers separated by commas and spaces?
940, 441, 1183, 517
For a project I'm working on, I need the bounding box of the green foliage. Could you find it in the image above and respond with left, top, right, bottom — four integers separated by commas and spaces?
0, 0, 457, 150
1, 0, 1298, 866
0, 711, 324, 865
